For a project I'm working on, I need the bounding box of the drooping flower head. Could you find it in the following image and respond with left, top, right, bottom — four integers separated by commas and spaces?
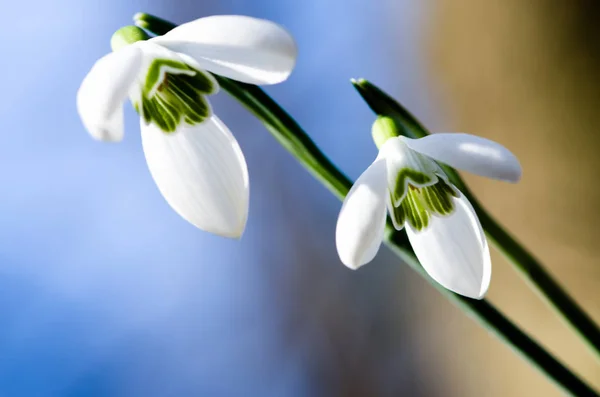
336, 117, 521, 299
77, 16, 297, 237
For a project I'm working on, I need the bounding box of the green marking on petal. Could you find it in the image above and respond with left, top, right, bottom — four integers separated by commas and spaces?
391, 178, 458, 231
135, 58, 218, 133
392, 168, 434, 202
389, 193, 406, 229
402, 188, 429, 231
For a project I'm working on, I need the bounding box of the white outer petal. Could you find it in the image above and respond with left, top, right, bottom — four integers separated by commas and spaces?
77, 45, 143, 141
336, 159, 388, 269
402, 133, 522, 183
152, 15, 297, 85
141, 115, 249, 238
406, 191, 491, 299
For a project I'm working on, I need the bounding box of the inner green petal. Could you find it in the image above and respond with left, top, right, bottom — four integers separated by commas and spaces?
134, 58, 217, 133
392, 168, 434, 203
390, 178, 459, 231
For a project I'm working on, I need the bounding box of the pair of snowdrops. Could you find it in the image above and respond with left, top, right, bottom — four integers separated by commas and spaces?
78, 15, 521, 299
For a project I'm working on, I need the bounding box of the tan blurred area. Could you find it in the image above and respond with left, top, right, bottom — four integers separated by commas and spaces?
421, 0, 600, 395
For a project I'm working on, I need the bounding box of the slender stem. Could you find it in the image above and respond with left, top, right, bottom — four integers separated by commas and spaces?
133, 13, 600, 396
477, 195, 600, 355
352, 79, 600, 359
213, 77, 352, 201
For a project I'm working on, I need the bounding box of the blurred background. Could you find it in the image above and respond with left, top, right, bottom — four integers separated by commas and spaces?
0, 0, 599, 395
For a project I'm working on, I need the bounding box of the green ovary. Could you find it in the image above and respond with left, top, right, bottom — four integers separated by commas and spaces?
392, 178, 459, 231
135, 59, 217, 133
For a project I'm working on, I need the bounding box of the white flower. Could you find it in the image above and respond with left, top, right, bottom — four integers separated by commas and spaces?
336, 122, 521, 299
77, 16, 297, 237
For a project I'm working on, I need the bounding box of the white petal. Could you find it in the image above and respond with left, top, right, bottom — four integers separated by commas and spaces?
378, 137, 441, 206
336, 159, 388, 269
152, 15, 297, 85
402, 133, 522, 183
406, 191, 491, 299
77, 45, 143, 141
141, 115, 249, 238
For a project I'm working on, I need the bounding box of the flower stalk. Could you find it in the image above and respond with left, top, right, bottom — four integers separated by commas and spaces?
134, 13, 599, 396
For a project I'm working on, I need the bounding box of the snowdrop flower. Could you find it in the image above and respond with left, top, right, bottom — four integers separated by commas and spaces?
336, 117, 521, 299
77, 16, 297, 237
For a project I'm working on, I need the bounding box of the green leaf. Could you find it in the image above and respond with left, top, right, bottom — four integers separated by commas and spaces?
351, 78, 429, 139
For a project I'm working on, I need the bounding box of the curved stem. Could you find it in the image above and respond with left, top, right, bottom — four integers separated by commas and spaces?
134, 13, 599, 396
353, 79, 600, 359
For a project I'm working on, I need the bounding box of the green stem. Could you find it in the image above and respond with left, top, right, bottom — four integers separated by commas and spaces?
478, 198, 600, 355
213, 77, 352, 201
384, 226, 597, 396
133, 13, 599, 396
353, 79, 600, 360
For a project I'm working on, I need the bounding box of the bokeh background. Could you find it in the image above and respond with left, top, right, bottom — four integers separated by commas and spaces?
0, 0, 599, 395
